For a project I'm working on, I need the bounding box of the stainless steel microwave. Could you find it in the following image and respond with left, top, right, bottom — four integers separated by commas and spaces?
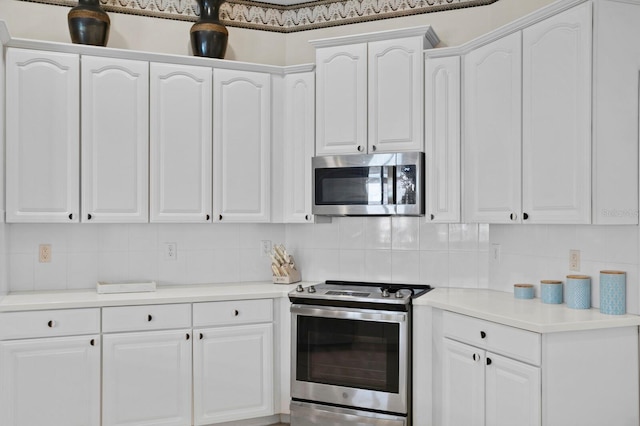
312, 152, 424, 216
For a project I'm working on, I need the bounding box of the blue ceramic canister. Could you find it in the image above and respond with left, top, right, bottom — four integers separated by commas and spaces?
514, 283, 535, 299
566, 275, 591, 309
540, 280, 563, 304
600, 270, 626, 315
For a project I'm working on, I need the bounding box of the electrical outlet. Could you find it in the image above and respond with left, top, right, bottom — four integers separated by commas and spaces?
569, 249, 580, 271
261, 240, 272, 257
490, 243, 501, 264
39, 244, 52, 263
164, 243, 177, 261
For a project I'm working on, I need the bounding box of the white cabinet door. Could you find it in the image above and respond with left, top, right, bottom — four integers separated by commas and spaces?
193, 323, 274, 425
425, 55, 461, 223
0, 335, 100, 426
485, 353, 541, 426
5, 48, 80, 223
441, 338, 484, 426
315, 43, 368, 156
102, 330, 192, 426
81, 56, 149, 223
213, 69, 271, 222
522, 3, 592, 224
283, 72, 315, 223
463, 33, 522, 224
150, 63, 212, 223
368, 36, 423, 153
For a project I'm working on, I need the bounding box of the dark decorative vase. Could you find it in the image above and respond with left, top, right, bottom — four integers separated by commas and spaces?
68, 0, 110, 46
190, 0, 228, 59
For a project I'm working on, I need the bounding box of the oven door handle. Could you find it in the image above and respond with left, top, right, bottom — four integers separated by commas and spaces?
291, 304, 407, 323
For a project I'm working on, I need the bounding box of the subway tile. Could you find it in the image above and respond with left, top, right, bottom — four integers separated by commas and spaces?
391, 251, 420, 284
239, 224, 285, 249
364, 250, 392, 282
34, 252, 68, 291
364, 217, 392, 250
128, 250, 158, 283
339, 217, 365, 250
308, 249, 341, 282
67, 224, 100, 253
239, 248, 272, 282
9, 253, 35, 292
313, 220, 341, 249
67, 252, 99, 290
211, 248, 241, 283
448, 251, 479, 288
419, 251, 448, 287
392, 217, 420, 251
449, 224, 479, 252
285, 223, 315, 251
128, 224, 159, 252
419, 223, 449, 251
98, 251, 128, 283
98, 224, 129, 252
185, 250, 216, 284
339, 249, 366, 281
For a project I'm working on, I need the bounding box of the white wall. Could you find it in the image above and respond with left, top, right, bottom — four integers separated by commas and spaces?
286, 218, 489, 288
0, 0, 555, 66
7, 223, 285, 291
490, 225, 640, 314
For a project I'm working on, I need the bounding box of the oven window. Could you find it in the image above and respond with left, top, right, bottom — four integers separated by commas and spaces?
315, 167, 384, 205
296, 316, 400, 393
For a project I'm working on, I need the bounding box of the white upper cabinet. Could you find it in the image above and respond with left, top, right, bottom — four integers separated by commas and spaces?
315, 43, 368, 155
463, 32, 522, 224
314, 27, 438, 156
6, 48, 80, 223
424, 55, 461, 223
522, 2, 592, 224
213, 69, 271, 222
150, 62, 212, 223
368, 36, 424, 153
463, 2, 592, 224
81, 56, 149, 223
282, 71, 315, 223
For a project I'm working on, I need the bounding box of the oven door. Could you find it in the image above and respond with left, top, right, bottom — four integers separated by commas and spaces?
291, 304, 409, 415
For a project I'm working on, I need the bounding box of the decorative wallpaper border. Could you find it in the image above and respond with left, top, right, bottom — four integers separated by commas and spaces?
21, 0, 498, 33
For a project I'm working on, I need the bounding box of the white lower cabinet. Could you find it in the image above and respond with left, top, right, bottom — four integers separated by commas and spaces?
0, 309, 101, 426
101, 304, 193, 426
436, 310, 639, 426
442, 338, 541, 426
193, 299, 275, 425
193, 323, 274, 424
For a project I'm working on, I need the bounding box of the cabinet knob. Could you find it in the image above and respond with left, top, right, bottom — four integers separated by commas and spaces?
486, 357, 492, 366
218, 215, 223, 221
47, 320, 55, 328
90, 339, 95, 346
199, 333, 204, 340
305, 215, 310, 221
510, 212, 517, 221
523, 212, 529, 220
206, 214, 210, 221
233, 309, 239, 317
480, 331, 486, 339
186, 333, 190, 340
472, 353, 478, 361
87, 213, 92, 220
147, 314, 153, 322
430, 214, 435, 221
68, 213, 73, 220
371, 145, 377, 152
357, 145, 364, 152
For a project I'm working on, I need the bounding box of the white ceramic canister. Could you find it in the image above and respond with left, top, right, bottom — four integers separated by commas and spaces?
540, 280, 563, 304
565, 275, 591, 309
600, 270, 626, 315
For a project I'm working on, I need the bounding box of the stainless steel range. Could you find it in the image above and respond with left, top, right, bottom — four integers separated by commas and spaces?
289, 280, 432, 426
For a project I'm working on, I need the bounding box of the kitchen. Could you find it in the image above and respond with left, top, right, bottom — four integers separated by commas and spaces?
0, 0, 639, 425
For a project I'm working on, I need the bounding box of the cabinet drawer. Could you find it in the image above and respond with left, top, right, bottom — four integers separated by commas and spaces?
443, 311, 541, 365
102, 304, 191, 333
193, 299, 272, 327
0, 308, 100, 340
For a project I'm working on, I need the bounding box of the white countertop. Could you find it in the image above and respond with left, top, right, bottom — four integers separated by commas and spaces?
0, 281, 318, 312
417, 288, 640, 333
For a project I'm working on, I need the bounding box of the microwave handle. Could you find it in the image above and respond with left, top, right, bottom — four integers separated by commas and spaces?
383, 165, 396, 205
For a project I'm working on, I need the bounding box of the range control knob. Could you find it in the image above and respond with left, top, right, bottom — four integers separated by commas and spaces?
308, 285, 316, 293
296, 284, 304, 292
395, 290, 405, 299
382, 288, 390, 298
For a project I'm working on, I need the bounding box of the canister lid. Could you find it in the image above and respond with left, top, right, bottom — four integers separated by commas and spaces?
600, 270, 625, 275
566, 274, 590, 279
514, 283, 534, 288
541, 280, 562, 284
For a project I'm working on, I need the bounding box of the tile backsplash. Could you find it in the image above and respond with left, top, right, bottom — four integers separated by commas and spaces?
3, 219, 639, 315
489, 225, 640, 314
